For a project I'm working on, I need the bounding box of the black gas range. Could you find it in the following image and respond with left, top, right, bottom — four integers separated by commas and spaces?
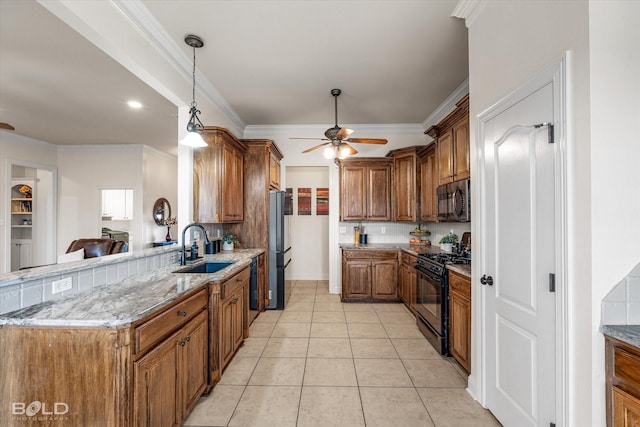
415, 251, 470, 355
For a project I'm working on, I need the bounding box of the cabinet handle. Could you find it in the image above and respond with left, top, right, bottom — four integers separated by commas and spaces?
232, 298, 238, 305
179, 341, 186, 347
185, 336, 191, 342
179, 311, 187, 317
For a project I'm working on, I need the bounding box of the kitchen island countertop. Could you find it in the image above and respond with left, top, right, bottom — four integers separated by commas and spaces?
600, 324, 640, 348
0, 249, 263, 328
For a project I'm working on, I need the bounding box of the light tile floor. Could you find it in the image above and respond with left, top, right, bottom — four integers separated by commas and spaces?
183, 280, 502, 427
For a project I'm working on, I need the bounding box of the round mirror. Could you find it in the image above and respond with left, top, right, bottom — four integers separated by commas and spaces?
153, 198, 171, 226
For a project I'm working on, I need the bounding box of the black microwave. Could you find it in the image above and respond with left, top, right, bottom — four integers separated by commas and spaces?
436, 179, 470, 222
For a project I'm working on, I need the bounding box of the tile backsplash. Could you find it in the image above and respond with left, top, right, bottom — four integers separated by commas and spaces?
602, 262, 640, 324
0, 248, 181, 315
339, 221, 471, 249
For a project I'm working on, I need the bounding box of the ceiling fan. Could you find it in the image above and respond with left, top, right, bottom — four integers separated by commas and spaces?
291, 89, 388, 159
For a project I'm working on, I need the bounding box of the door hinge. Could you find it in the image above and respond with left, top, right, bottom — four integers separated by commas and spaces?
549, 273, 556, 293
534, 122, 554, 144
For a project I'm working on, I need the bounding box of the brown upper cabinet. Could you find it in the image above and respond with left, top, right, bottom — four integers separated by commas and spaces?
193, 127, 247, 223
426, 95, 470, 186
269, 150, 281, 190
388, 146, 419, 222
418, 144, 438, 222
338, 158, 392, 221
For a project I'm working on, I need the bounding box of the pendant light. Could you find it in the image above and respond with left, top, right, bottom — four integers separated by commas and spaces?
179, 34, 207, 148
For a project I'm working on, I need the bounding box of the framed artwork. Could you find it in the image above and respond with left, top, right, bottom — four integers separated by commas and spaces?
284, 188, 293, 215
316, 187, 329, 215
298, 188, 311, 215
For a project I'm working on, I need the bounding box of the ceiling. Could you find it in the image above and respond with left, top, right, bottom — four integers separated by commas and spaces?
0, 0, 468, 155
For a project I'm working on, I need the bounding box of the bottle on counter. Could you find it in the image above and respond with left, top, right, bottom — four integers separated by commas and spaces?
354, 226, 361, 245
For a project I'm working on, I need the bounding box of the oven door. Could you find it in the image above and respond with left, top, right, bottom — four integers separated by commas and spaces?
415, 265, 444, 334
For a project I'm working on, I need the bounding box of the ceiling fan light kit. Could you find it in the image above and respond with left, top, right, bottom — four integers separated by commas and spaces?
291, 88, 387, 159
179, 34, 207, 148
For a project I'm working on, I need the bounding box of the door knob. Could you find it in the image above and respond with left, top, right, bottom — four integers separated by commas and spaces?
480, 275, 494, 286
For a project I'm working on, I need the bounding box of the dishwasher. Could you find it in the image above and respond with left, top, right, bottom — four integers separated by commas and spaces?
249, 257, 258, 310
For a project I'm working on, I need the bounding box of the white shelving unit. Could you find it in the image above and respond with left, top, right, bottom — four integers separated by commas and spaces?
10, 179, 35, 270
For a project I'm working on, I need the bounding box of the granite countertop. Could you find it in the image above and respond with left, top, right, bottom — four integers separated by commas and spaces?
447, 264, 471, 278
0, 249, 263, 328
601, 324, 640, 348
339, 243, 442, 256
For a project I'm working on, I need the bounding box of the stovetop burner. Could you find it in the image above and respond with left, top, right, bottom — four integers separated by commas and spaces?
418, 252, 471, 266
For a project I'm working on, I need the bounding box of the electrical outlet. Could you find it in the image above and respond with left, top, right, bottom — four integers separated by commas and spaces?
52, 277, 72, 294
381, 226, 386, 234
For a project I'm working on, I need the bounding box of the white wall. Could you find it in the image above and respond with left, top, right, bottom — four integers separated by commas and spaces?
142, 146, 178, 246
57, 145, 144, 255
286, 166, 329, 280
589, 1, 640, 425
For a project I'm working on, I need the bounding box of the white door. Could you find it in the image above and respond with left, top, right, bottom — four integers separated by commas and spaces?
482, 82, 557, 426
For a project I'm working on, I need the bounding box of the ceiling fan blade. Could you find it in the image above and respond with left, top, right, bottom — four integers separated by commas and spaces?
340, 142, 358, 156
0, 122, 15, 131
336, 127, 353, 140
290, 137, 330, 141
345, 138, 388, 145
302, 142, 330, 153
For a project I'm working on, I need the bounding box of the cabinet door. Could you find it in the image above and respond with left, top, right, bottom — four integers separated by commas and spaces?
449, 290, 471, 373
453, 117, 470, 181
419, 147, 438, 221
437, 130, 453, 186
179, 310, 208, 419
133, 331, 180, 427
367, 165, 392, 221
399, 263, 409, 306
340, 165, 367, 221
613, 386, 640, 427
222, 144, 244, 222
220, 294, 235, 370
231, 287, 245, 353
371, 259, 398, 300
393, 154, 416, 222
342, 259, 372, 299
269, 152, 281, 190
408, 264, 416, 313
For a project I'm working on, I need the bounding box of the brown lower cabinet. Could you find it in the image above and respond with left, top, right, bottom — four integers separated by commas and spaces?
0, 265, 252, 427
133, 309, 208, 426
399, 251, 417, 313
605, 335, 640, 426
448, 270, 471, 373
342, 249, 398, 302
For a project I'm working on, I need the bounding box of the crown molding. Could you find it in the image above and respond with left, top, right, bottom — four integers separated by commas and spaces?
451, 0, 487, 28
112, 0, 246, 135
421, 78, 469, 133
0, 130, 58, 152
56, 144, 145, 153
243, 123, 424, 138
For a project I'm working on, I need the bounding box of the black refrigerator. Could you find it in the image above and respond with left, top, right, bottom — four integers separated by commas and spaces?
267, 191, 291, 309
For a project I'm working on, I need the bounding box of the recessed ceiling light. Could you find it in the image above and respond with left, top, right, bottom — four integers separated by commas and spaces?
127, 100, 143, 109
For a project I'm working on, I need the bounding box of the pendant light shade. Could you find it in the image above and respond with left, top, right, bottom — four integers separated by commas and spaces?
179, 34, 207, 148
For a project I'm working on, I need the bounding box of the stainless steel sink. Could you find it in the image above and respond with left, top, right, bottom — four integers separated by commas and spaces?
174, 261, 234, 274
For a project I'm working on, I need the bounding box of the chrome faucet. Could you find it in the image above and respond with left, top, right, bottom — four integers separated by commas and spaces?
180, 223, 214, 265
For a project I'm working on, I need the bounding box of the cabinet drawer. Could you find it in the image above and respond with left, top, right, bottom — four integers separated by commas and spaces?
614, 346, 640, 389
222, 267, 250, 299
401, 252, 416, 265
449, 271, 470, 297
135, 289, 208, 355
